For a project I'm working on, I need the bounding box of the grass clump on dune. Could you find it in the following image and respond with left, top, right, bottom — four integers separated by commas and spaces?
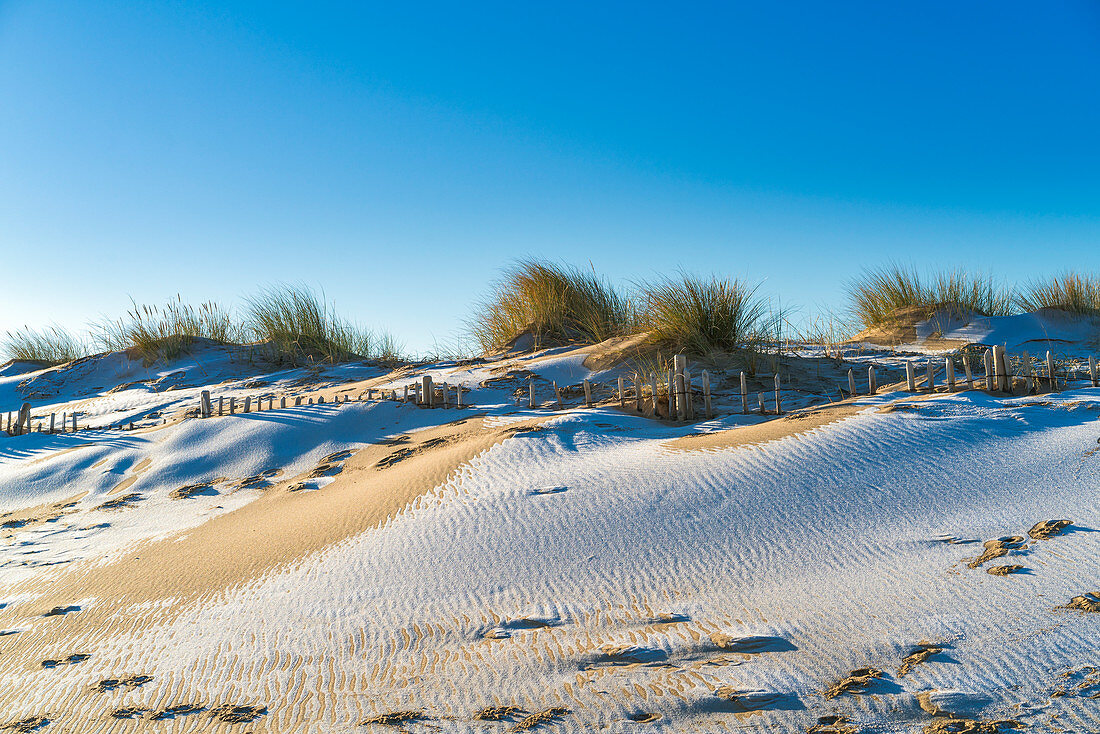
95, 297, 240, 362
469, 259, 636, 353
1015, 272, 1100, 316
2, 325, 88, 365
245, 283, 398, 365
640, 273, 770, 356
847, 265, 1013, 329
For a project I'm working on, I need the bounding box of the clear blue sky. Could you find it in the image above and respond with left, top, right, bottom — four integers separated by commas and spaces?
1, 1, 1097, 353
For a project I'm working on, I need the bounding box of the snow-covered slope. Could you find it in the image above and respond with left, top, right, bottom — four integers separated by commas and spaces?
0, 345, 1098, 733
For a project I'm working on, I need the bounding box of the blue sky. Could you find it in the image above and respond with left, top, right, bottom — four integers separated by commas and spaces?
1, 1, 1097, 353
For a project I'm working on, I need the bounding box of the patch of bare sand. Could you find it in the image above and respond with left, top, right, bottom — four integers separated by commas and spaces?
0, 413, 551, 698
666, 402, 868, 453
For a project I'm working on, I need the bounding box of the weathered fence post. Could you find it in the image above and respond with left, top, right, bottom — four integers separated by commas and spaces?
60, 412, 66, 433
673, 355, 687, 421
281, 396, 287, 408
230, 397, 237, 414
993, 345, 1009, 392
757, 392, 765, 414
847, 368, 856, 397
16, 403, 30, 435
456, 384, 463, 408
740, 371, 748, 414
666, 368, 676, 418
685, 371, 694, 420
201, 390, 212, 418
583, 379, 592, 408
553, 381, 562, 409
71, 413, 77, 432
1021, 351, 1032, 393
905, 361, 916, 391
218, 396, 224, 416
963, 358, 973, 390
946, 358, 955, 392
1090, 355, 1098, 387
774, 373, 782, 414
984, 349, 994, 391
926, 359, 935, 391
49, 413, 56, 434
650, 375, 659, 417
243, 396, 252, 413
528, 378, 535, 409
422, 376, 433, 407
1047, 350, 1056, 391
702, 370, 712, 418
618, 376, 625, 408
868, 366, 877, 395
634, 375, 642, 413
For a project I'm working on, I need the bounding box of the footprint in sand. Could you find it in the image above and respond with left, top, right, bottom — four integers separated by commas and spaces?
529, 485, 568, 496
824, 668, 898, 699
170, 482, 218, 500
898, 642, 946, 677
43, 605, 81, 617
93, 675, 152, 692
96, 493, 142, 511
709, 633, 797, 655
485, 617, 558, 639
712, 687, 803, 714
41, 653, 90, 668
0, 716, 49, 733
208, 704, 266, 724
148, 704, 204, 721
1057, 592, 1100, 613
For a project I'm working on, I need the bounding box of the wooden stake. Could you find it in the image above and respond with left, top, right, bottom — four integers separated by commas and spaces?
49, 413, 55, 434
650, 375, 659, 417
200, 390, 212, 418
868, 366, 876, 395
422, 375, 433, 407
673, 355, 687, 422
281, 396, 287, 408
230, 397, 237, 414
774, 373, 781, 414
702, 370, 712, 418
218, 396, 224, 416
583, 379, 592, 408
1090, 355, 1098, 387
553, 381, 562, 409
926, 359, 935, 391
1047, 350, 1056, 391
740, 371, 748, 414
618, 376, 625, 408
984, 349, 994, 391
72, 413, 77, 432
847, 368, 855, 397
905, 361, 915, 391
666, 369, 676, 418
456, 384, 463, 408
1021, 351, 1032, 392
946, 358, 955, 392
442, 382, 450, 408
963, 358, 973, 389
634, 375, 642, 413
685, 371, 694, 420
757, 392, 765, 414
244, 396, 251, 413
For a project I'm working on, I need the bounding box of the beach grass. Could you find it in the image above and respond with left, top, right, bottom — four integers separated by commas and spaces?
640, 273, 770, 357
94, 297, 241, 362
1015, 272, 1100, 315
469, 259, 637, 353
847, 265, 1013, 329
2, 325, 89, 365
